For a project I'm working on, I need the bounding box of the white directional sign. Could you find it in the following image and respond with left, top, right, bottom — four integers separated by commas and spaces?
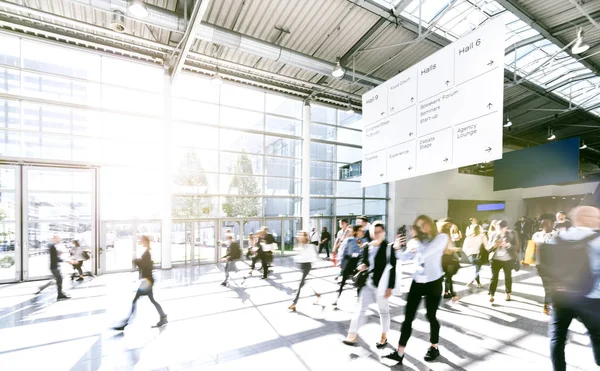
361, 16, 505, 188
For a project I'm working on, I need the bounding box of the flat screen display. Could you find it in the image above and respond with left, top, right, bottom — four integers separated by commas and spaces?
477, 203, 505, 211
493, 137, 580, 191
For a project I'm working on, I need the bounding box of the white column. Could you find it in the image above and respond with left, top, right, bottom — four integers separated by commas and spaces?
161, 68, 173, 269
301, 100, 311, 231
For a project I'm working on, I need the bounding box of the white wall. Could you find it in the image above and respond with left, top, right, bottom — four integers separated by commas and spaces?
387, 169, 599, 229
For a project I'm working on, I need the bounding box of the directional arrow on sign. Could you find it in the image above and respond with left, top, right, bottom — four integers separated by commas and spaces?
487, 103, 493, 109
380, 173, 384, 177
408, 166, 413, 171
381, 111, 385, 116
410, 97, 414, 103
487, 60, 494, 66
445, 80, 450, 86
485, 147, 492, 153
409, 132, 414, 137
443, 157, 448, 163
391, 106, 395, 111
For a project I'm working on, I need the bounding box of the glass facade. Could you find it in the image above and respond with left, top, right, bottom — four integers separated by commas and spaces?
0, 32, 387, 274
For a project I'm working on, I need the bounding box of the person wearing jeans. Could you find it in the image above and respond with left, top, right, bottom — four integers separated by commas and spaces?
333, 225, 363, 307
462, 224, 487, 290
385, 216, 451, 365
531, 219, 557, 315
487, 220, 518, 303
343, 222, 393, 349
547, 206, 600, 371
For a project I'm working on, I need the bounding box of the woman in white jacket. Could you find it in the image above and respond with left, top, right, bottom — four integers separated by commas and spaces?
288, 231, 320, 312
462, 224, 487, 289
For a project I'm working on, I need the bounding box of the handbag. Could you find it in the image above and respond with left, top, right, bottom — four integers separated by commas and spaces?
352, 270, 368, 289
477, 244, 489, 265
137, 278, 152, 295
442, 253, 461, 275
377, 244, 402, 296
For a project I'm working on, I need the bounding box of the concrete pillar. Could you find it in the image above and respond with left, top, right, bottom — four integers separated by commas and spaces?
302, 100, 311, 231
161, 68, 173, 269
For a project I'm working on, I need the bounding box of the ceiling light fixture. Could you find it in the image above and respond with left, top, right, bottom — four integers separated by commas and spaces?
547, 127, 555, 141
504, 116, 512, 128
110, 10, 126, 32
128, 0, 149, 19
572, 28, 590, 54
580, 141, 588, 150
331, 58, 345, 79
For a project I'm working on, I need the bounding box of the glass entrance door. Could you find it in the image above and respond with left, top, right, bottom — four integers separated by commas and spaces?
172, 220, 217, 265
0, 166, 20, 283
23, 167, 95, 280
101, 220, 161, 273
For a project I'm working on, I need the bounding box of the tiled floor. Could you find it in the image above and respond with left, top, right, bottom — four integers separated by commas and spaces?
0, 256, 597, 371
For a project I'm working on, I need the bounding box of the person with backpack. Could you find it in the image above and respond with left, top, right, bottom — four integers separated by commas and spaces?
540, 206, 600, 371
221, 232, 241, 286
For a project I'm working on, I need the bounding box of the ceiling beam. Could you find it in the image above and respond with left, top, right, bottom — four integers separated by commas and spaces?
170, 0, 210, 83
495, 0, 600, 77
340, 17, 387, 65
504, 35, 544, 55
550, 9, 600, 36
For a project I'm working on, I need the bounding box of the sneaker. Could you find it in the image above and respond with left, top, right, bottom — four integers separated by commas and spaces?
113, 324, 126, 331
476, 283, 483, 289
155, 316, 168, 327
443, 292, 452, 299
76, 277, 84, 282
57, 294, 70, 300
384, 351, 404, 364
221, 281, 227, 286
424, 346, 440, 362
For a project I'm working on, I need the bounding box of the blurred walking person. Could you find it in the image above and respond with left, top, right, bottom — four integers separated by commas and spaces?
462, 224, 487, 290
343, 222, 395, 350
70, 240, 85, 282
259, 227, 275, 280
113, 236, 167, 330
221, 232, 241, 286
246, 232, 260, 275
289, 231, 320, 311
318, 227, 331, 259
385, 216, 448, 365
531, 219, 557, 315
487, 221, 519, 303
333, 225, 363, 307
36, 235, 70, 300
309, 227, 320, 246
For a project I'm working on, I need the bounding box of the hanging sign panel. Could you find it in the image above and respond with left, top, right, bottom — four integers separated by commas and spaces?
361, 16, 505, 187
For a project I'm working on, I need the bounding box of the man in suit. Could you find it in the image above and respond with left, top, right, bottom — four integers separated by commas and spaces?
318, 227, 331, 259
514, 216, 532, 261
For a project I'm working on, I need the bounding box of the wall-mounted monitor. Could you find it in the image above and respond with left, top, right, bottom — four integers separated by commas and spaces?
477, 202, 505, 211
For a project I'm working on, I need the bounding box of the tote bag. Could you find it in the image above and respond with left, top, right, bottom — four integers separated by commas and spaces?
377, 244, 402, 297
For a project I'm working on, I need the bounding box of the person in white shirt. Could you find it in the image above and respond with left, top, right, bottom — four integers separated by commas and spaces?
309, 227, 320, 246
288, 231, 320, 311
462, 224, 487, 290
487, 220, 519, 303
531, 219, 557, 315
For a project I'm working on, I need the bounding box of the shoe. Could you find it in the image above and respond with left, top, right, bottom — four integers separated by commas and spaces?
76, 277, 84, 282
113, 324, 126, 331
384, 351, 404, 364
466, 282, 474, 291
288, 304, 297, 312
443, 292, 452, 299
332, 301, 337, 306
260, 277, 267, 280
375, 339, 388, 349
543, 303, 550, 315
342, 338, 357, 346
155, 315, 168, 327
221, 281, 227, 286
57, 294, 70, 300
313, 294, 321, 305
476, 284, 483, 289
451, 295, 460, 302
424, 346, 440, 362
489, 296, 495, 303
505, 293, 511, 301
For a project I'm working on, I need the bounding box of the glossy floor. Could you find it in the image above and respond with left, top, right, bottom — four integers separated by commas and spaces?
0, 257, 596, 371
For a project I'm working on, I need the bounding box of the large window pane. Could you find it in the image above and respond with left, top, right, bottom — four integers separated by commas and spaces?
172, 196, 218, 218
264, 198, 300, 217
174, 123, 219, 149
311, 180, 333, 196
23, 103, 72, 134
337, 145, 361, 163
0, 130, 20, 157
311, 161, 335, 179
23, 133, 71, 161
0, 67, 19, 94
266, 116, 301, 136
265, 136, 301, 158
311, 104, 337, 124
172, 73, 219, 103
339, 111, 361, 128
174, 148, 219, 173
28, 193, 92, 220
311, 142, 334, 161
172, 99, 219, 125
221, 83, 264, 111
265, 157, 301, 178
100, 113, 162, 141
98, 139, 161, 167
221, 152, 263, 175
311, 123, 336, 141
220, 196, 263, 217
0, 34, 19, 67
102, 85, 163, 116
266, 93, 302, 119
336, 198, 363, 215
0, 99, 20, 129
310, 198, 333, 216
101, 167, 162, 194
365, 184, 387, 198
102, 57, 162, 92
22, 72, 101, 106
220, 174, 263, 195
337, 127, 362, 145
221, 106, 263, 131
173, 172, 217, 194
22, 40, 101, 80
102, 194, 160, 219
336, 181, 362, 197
28, 170, 92, 192
265, 177, 300, 196
365, 199, 386, 215
222, 130, 263, 154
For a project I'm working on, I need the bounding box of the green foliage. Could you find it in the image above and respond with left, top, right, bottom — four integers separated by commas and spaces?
0, 256, 14, 267
222, 152, 260, 217
172, 151, 214, 218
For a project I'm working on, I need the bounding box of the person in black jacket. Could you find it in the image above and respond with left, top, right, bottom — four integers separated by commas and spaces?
343, 222, 396, 349
221, 232, 241, 286
258, 227, 275, 279
43, 235, 70, 300
114, 236, 167, 330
